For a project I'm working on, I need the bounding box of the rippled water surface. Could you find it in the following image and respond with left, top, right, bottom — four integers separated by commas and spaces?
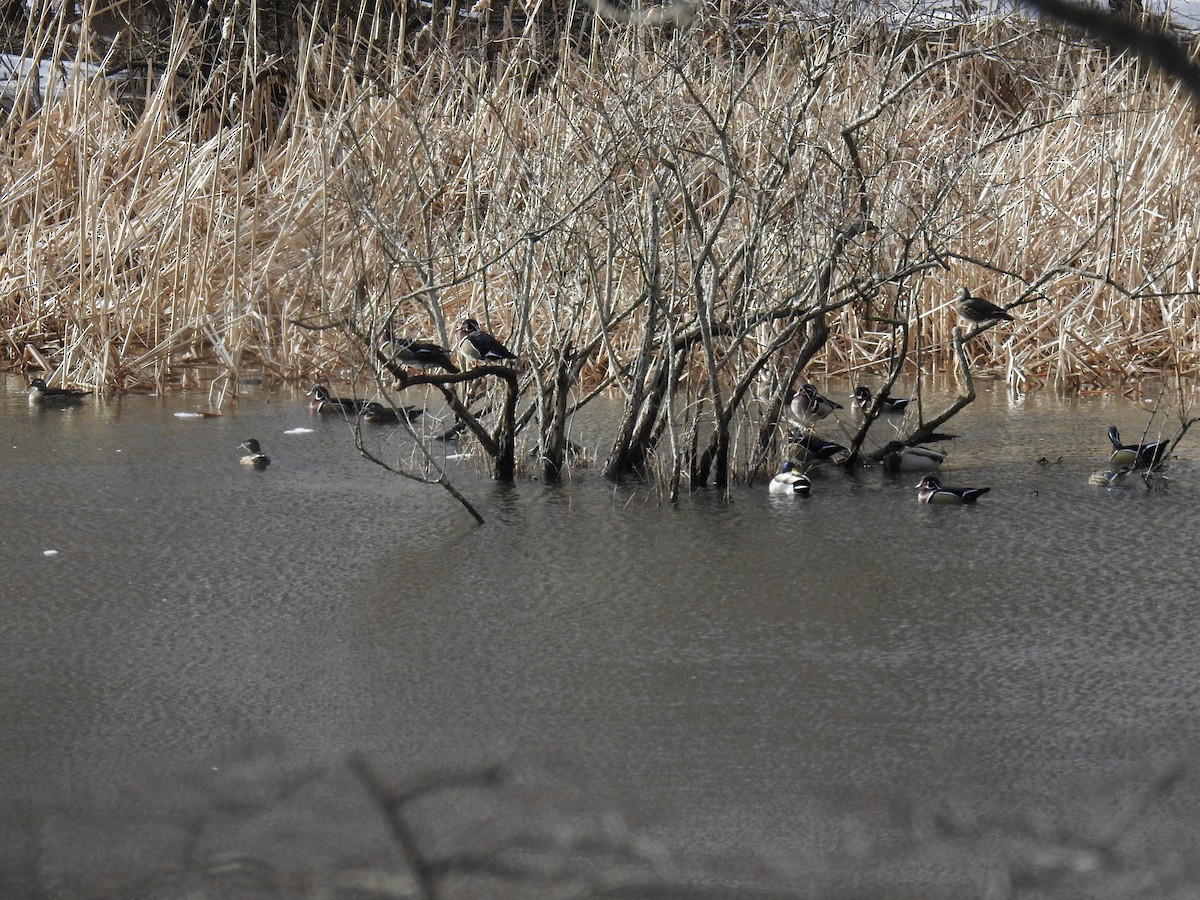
4, 375, 1200, 892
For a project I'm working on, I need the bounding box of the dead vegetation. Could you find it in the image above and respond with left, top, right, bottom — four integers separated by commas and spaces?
3, 0, 1200, 489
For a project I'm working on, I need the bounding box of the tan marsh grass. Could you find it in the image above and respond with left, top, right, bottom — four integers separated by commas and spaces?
1, 4, 1199, 399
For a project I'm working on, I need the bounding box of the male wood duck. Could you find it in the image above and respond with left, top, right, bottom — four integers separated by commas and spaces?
880, 441, 946, 472
361, 401, 424, 424
852, 385, 910, 416
1107, 425, 1169, 470
239, 438, 270, 469
787, 382, 842, 427
956, 286, 1014, 324
915, 474, 990, 504
28, 378, 91, 405
457, 318, 516, 364
769, 460, 812, 495
788, 431, 846, 463
308, 385, 369, 415
378, 323, 460, 373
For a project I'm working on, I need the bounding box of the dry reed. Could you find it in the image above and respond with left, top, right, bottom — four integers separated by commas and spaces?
1, 2, 1199, 397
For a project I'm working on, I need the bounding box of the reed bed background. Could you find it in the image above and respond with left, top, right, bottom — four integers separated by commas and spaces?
2, 0, 1199, 399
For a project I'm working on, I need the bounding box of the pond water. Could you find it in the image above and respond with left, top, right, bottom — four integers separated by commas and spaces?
3, 373, 1200, 895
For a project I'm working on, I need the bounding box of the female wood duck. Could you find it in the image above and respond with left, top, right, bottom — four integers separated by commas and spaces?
378, 323, 460, 373
787, 382, 842, 427
956, 286, 1014, 323
1089, 466, 1131, 486
361, 401, 423, 424
769, 460, 812, 495
880, 441, 946, 472
788, 431, 846, 463
915, 474, 989, 504
457, 318, 516, 364
1107, 425, 1169, 470
308, 385, 369, 415
239, 438, 270, 469
852, 386, 910, 416
28, 378, 91, 405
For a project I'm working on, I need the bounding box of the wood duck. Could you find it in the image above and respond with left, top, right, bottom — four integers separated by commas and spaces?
915, 474, 989, 504
880, 441, 946, 472
787, 382, 842, 427
361, 401, 424, 424
956, 287, 1014, 323
1089, 466, 1131, 486
457, 318, 516, 364
788, 431, 846, 463
308, 385, 369, 415
852, 386, 910, 415
1107, 425, 1169, 470
769, 460, 812, 495
239, 438, 270, 469
28, 378, 91, 405
378, 323, 460, 373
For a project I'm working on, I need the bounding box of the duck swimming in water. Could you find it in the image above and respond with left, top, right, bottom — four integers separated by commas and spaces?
915, 474, 989, 505
308, 385, 369, 416
361, 401, 424, 424
769, 460, 812, 495
852, 386, 910, 416
1107, 425, 1169, 470
880, 441, 946, 472
239, 438, 270, 469
28, 378, 91, 406
787, 382, 842, 428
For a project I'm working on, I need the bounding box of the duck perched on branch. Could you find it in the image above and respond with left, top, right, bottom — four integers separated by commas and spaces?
28, 378, 91, 406
956, 287, 1014, 324
457, 318, 516, 364
378, 323, 459, 373
1107, 425, 1169, 470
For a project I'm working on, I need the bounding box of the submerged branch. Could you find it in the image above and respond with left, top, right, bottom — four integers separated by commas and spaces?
353, 422, 486, 526
890, 326, 976, 452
